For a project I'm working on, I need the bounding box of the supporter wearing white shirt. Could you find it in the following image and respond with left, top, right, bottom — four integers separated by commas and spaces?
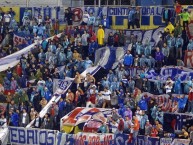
165, 77, 174, 85
101, 87, 111, 108
164, 82, 173, 94
81, 10, 90, 25
135, 106, 142, 122
37, 77, 46, 86
21, 109, 29, 127
38, 15, 43, 25
0, 115, 7, 128
4, 12, 11, 24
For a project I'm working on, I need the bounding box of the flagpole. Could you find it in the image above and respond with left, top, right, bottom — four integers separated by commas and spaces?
98, 0, 101, 7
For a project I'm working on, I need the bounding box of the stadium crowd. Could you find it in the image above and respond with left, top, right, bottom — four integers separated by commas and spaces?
0, 2, 193, 144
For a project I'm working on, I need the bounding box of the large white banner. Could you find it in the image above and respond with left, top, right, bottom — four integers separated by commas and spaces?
171, 139, 190, 145
9, 127, 57, 145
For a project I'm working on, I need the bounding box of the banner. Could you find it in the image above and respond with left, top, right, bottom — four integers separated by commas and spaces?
9, 127, 57, 145
171, 139, 190, 145
60, 107, 112, 134
94, 47, 125, 69
73, 133, 114, 145
0, 128, 9, 145
164, 112, 193, 133
147, 66, 193, 83
160, 138, 172, 145
13, 33, 27, 46
104, 27, 163, 47
9, 127, 191, 145
53, 77, 74, 93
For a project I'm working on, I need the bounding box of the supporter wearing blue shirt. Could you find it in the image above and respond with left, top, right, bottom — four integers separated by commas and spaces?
144, 44, 152, 57
64, 66, 72, 78
140, 111, 148, 135
175, 35, 184, 59
88, 40, 98, 55
139, 55, 146, 67
58, 98, 66, 118
44, 87, 52, 102
107, 70, 115, 83
187, 39, 193, 50
110, 78, 119, 92
38, 49, 46, 63
37, 24, 45, 36
123, 50, 133, 67
26, 36, 32, 45
139, 70, 146, 79
128, 77, 135, 93
136, 41, 143, 55
166, 34, 175, 58
138, 95, 150, 111
23, 27, 30, 35
41, 39, 48, 51
3, 77, 11, 90
118, 103, 126, 117
101, 77, 110, 89
88, 13, 95, 25
49, 42, 56, 53
184, 77, 192, 94
9, 111, 19, 127
9, 19, 17, 30
174, 77, 182, 94
101, 15, 110, 29
128, 7, 135, 29
6, 67, 12, 80
66, 48, 73, 61
83, 57, 93, 69
58, 51, 66, 66
33, 23, 38, 34
154, 78, 163, 94
173, 95, 188, 113
155, 107, 163, 124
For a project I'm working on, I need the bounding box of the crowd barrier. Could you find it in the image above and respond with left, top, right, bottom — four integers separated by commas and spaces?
8, 127, 191, 145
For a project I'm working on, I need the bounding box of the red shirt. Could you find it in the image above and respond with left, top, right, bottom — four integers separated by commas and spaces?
88, 94, 96, 104
16, 66, 22, 76
151, 128, 158, 137
176, 4, 182, 14
189, 91, 193, 101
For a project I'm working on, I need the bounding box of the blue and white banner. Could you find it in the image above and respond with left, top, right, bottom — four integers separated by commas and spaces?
0, 128, 9, 145
9, 127, 57, 145
53, 77, 74, 93
9, 127, 191, 145
95, 47, 125, 69
160, 138, 172, 145
147, 66, 193, 83
171, 139, 190, 145
0, 32, 62, 72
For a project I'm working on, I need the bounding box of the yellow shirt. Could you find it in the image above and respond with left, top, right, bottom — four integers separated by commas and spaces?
164, 24, 175, 34
97, 28, 105, 45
